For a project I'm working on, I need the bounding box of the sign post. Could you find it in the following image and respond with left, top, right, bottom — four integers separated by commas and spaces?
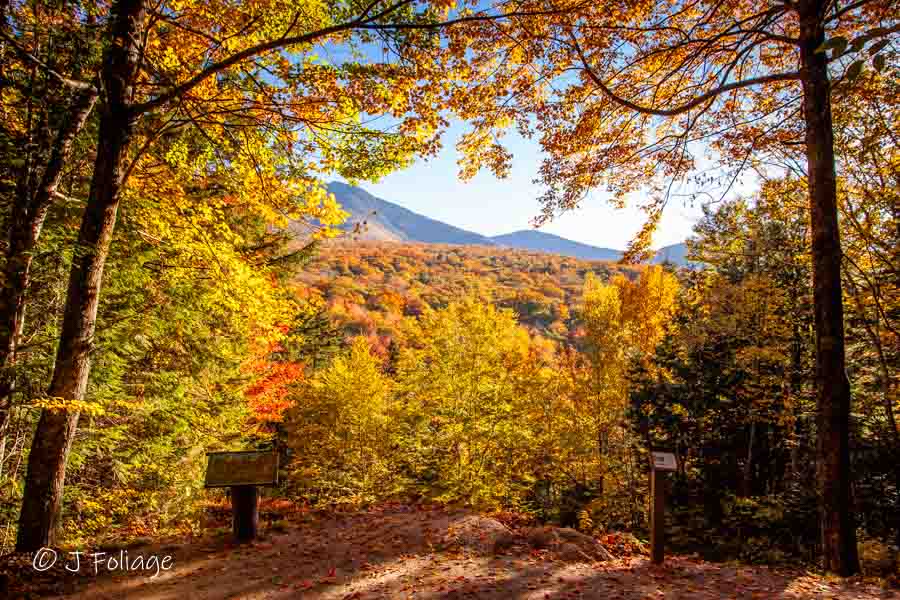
204, 450, 279, 543
231, 485, 259, 542
650, 451, 677, 564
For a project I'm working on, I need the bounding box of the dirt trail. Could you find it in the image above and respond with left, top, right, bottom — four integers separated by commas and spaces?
6, 505, 897, 599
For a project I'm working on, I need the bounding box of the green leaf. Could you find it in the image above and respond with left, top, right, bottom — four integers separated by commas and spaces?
873, 54, 886, 72
846, 59, 865, 81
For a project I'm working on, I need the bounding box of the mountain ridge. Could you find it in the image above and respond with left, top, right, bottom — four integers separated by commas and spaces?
327, 181, 689, 266
491, 230, 622, 262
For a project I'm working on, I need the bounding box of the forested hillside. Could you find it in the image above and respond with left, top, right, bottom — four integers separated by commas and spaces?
296, 242, 643, 352
490, 230, 623, 261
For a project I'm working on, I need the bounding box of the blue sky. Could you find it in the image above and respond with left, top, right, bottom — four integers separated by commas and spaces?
352, 122, 707, 250
319, 17, 722, 252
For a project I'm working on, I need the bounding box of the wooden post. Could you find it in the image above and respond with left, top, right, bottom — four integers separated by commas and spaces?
650, 468, 666, 564
231, 485, 259, 543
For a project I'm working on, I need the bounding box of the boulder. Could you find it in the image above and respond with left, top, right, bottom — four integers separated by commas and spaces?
442, 515, 515, 555
523, 525, 614, 562
441, 516, 614, 562
524, 526, 558, 549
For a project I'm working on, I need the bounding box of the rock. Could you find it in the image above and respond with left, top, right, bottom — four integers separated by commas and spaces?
556, 527, 590, 543
441, 517, 613, 561
523, 525, 614, 562
556, 542, 594, 563
443, 515, 514, 555
524, 526, 558, 549
491, 530, 519, 553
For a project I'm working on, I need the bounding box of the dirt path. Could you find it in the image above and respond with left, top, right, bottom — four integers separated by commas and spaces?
7, 505, 898, 599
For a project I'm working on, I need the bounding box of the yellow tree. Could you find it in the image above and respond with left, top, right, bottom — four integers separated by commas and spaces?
616, 267, 680, 359
394, 299, 535, 507
579, 272, 625, 496
286, 337, 394, 504
832, 71, 899, 541
574, 267, 677, 513
834, 71, 899, 456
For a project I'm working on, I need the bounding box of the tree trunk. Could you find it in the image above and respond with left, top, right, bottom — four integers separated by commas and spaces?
702, 447, 723, 526
798, 0, 859, 576
596, 425, 605, 498
15, 0, 144, 552
740, 420, 755, 498
0, 89, 97, 434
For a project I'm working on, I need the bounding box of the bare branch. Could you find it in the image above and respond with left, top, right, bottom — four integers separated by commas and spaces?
573, 39, 800, 117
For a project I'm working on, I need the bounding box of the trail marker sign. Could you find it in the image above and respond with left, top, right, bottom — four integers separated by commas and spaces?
204, 450, 279, 488
651, 451, 677, 472
204, 450, 279, 542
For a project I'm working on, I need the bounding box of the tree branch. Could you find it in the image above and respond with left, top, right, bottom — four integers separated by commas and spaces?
131, 2, 588, 116
574, 40, 800, 117
0, 29, 97, 92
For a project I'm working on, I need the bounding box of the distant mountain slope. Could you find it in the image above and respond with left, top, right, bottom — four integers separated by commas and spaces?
491, 230, 621, 261
327, 182, 495, 246
493, 231, 689, 266
327, 182, 691, 266
651, 242, 689, 266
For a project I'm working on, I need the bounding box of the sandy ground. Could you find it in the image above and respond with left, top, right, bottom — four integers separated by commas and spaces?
5, 505, 897, 599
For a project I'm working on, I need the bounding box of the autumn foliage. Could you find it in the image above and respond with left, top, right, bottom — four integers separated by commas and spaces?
0, 0, 896, 581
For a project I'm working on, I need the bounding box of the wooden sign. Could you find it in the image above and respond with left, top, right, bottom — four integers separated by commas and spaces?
651, 451, 677, 471
204, 450, 279, 488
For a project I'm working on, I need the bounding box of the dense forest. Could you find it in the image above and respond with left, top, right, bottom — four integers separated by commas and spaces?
0, 0, 897, 594
297, 242, 644, 348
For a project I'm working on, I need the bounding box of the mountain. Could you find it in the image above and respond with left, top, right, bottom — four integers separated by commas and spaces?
651, 242, 689, 266
490, 230, 621, 261
327, 181, 495, 246
493, 231, 689, 265
327, 182, 691, 266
